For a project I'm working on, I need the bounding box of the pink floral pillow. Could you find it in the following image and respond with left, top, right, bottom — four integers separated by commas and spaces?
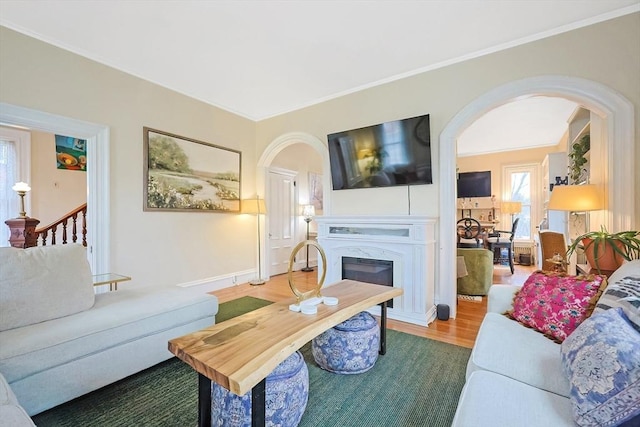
507, 271, 607, 342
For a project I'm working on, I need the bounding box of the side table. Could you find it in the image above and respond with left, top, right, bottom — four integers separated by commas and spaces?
92, 273, 131, 291
575, 263, 615, 278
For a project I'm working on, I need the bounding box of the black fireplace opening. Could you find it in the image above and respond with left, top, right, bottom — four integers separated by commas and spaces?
341, 256, 394, 308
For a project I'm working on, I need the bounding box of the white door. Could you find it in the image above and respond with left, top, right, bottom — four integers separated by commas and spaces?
268, 168, 297, 276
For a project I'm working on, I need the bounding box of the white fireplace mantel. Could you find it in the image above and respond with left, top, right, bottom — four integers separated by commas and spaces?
316, 215, 437, 326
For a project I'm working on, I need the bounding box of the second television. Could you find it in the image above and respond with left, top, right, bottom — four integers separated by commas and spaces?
327, 114, 432, 190
457, 171, 492, 198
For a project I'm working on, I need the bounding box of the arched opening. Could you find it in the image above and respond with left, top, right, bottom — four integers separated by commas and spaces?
439, 75, 635, 318
257, 132, 330, 279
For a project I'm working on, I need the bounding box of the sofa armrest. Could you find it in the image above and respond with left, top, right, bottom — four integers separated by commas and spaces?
487, 285, 521, 313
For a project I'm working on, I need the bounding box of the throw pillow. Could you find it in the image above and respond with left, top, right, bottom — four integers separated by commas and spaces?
592, 260, 640, 333
561, 308, 640, 427
506, 270, 606, 342
0, 244, 94, 331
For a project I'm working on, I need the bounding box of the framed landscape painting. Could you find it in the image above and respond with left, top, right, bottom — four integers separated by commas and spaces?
143, 127, 241, 212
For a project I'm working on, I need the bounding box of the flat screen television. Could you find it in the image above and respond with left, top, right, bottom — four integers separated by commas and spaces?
327, 114, 432, 190
457, 171, 492, 198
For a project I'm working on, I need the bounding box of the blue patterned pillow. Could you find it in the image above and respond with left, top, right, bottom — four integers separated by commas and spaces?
561, 308, 640, 426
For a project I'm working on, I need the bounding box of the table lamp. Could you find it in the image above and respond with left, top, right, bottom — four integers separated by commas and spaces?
12, 182, 31, 218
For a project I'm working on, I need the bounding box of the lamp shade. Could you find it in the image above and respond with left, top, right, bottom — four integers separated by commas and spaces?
501, 201, 522, 215
241, 198, 267, 215
302, 205, 315, 220
548, 184, 603, 212
12, 182, 31, 193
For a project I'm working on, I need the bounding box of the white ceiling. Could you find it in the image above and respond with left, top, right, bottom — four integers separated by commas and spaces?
1, 1, 638, 154
457, 96, 579, 156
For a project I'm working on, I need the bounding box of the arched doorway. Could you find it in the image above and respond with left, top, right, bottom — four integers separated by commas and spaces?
257, 132, 330, 280
439, 75, 635, 318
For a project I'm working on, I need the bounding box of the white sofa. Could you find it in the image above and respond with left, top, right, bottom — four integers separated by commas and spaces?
0, 244, 218, 417
452, 260, 640, 427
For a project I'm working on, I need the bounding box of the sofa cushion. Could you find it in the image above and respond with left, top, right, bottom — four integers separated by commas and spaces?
452, 370, 573, 427
0, 245, 94, 331
593, 260, 640, 332
506, 270, 606, 342
0, 372, 35, 426
561, 308, 640, 427
467, 312, 570, 397
0, 285, 217, 384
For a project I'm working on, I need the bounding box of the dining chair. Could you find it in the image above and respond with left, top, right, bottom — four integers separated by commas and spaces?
487, 218, 519, 274
457, 218, 484, 248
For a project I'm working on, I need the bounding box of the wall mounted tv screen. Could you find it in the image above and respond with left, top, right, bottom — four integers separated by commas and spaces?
327, 114, 432, 190
457, 171, 492, 198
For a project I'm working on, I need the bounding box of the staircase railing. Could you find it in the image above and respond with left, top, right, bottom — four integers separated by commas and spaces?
35, 203, 87, 246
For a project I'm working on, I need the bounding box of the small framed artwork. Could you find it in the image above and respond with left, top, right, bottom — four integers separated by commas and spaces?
309, 172, 323, 211
143, 127, 241, 212
55, 135, 87, 171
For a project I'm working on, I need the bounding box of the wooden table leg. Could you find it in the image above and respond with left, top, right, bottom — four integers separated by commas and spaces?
378, 300, 388, 355
251, 378, 266, 426
198, 374, 211, 427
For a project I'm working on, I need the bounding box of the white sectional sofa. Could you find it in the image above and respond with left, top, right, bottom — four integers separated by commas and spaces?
452, 260, 640, 427
0, 244, 218, 417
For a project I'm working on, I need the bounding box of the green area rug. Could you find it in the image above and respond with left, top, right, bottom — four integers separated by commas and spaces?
33, 296, 470, 427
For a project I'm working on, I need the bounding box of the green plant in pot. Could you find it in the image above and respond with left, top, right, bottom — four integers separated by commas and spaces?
567, 226, 640, 273
568, 134, 590, 184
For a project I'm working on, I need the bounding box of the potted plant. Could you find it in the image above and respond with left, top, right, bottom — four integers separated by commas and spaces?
568, 134, 590, 184
567, 226, 640, 273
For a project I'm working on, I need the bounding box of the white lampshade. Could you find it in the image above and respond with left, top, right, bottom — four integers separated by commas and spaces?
12, 182, 31, 193
302, 205, 315, 220
548, 184, 603, 212
241, 198, 267, 215
501, 201, 522, 215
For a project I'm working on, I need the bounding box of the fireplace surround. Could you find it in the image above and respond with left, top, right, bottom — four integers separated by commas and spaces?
317, 215, 437, 326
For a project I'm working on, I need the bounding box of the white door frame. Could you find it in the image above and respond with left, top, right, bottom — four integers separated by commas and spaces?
257, 132, 330, 280
440, 75, 635, 318
0, 102, 110, 273
267, 166, 298, 276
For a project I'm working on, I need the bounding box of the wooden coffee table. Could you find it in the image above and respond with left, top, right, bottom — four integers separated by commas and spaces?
168, 280, 403, 427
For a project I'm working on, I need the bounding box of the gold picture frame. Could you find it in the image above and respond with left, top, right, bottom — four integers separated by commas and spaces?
143, 127, 241, 212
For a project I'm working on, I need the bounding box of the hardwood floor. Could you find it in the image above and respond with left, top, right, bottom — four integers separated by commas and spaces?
210, 263, 536, 349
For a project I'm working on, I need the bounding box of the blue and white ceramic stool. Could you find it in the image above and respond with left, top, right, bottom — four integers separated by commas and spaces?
211, 350, 309, 427
312, 311, 380, 374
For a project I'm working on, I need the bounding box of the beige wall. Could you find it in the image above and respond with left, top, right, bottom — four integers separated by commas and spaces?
0, 13, 638, 289
257, 13, 640, 221
29, 130, 87, 226
0, 26, 257, 288
456, 144, 563, 199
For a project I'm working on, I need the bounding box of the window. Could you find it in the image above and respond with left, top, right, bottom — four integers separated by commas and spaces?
0, 139, 17, 246
0, 128, 31, 247
502, 163, 540, 241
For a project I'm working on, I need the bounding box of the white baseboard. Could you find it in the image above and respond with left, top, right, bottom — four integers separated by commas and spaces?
176, 269, 255, 292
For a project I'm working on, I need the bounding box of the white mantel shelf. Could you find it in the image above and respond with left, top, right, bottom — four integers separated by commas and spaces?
316, 215, 437, 326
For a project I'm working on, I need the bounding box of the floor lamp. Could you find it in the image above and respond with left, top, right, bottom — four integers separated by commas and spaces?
301, 205, 315, 272
242, 198, 267, 285
548, 184, 603, 237
548, 184, 603, 271
501, 201, 522, 225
